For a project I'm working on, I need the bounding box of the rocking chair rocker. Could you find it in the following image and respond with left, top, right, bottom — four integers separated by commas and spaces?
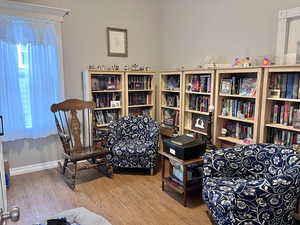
51, 99, 113, 190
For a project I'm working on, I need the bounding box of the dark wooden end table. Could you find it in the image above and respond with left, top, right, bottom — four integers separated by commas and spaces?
159, 151, 203, 207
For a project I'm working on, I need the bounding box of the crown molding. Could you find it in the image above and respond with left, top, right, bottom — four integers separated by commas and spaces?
0, 1, 70, 22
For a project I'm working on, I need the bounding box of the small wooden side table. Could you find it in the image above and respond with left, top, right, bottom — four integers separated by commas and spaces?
159, 151, 203, 207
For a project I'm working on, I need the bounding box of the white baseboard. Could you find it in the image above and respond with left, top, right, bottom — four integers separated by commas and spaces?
10, 160, 61, 176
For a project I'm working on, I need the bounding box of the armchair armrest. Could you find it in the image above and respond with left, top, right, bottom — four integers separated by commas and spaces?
203, 148, 244, 179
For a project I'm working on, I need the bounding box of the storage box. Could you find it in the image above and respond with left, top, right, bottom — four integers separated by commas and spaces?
163, 137, 206, 160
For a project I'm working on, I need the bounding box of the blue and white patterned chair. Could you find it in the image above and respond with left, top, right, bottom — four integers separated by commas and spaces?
107, 115, 159, 174
203, 144, 300, 225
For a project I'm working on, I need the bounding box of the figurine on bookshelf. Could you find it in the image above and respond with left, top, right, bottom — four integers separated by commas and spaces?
262, 56, 272, 66
89, 64, 96, 70
124, 65, 129, 71
221, 128, 227, 136
112, 65, 120, 71
131, 64, 139, 71
232, 57, 252, 67
145, 66, 151, 72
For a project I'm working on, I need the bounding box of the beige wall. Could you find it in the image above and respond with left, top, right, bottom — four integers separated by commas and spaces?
159, 0, 300, 69
4, 0, 161, 168
4, 0, 300, 168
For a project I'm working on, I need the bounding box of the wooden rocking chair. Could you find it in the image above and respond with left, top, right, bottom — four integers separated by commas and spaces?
51, 99, 113, 190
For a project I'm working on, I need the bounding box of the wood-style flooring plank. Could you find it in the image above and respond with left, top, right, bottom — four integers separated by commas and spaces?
7, 169, 211, 225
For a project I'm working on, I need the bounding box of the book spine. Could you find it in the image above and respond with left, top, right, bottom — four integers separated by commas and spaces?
293, 73, 299, 98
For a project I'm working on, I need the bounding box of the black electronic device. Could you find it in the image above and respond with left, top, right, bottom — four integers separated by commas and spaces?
163, 136, 206, 160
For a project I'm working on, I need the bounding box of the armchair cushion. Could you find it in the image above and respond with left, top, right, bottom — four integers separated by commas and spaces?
107, 115, 159, 169
203, 144, 300, 225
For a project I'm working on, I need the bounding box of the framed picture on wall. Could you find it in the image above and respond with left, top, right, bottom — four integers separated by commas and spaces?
107, 27, 128, 57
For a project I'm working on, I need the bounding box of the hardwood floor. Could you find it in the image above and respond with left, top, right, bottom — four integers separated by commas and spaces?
7, 168, 211, 225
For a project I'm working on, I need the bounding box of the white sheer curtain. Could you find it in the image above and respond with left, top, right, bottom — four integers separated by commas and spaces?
0, 15, 63, 141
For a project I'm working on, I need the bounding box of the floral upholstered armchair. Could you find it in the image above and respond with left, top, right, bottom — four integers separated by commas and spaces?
203, 144, 300, 225
107, 115, 159, 175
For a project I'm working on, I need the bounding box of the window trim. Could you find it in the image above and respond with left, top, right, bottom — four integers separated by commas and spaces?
0, 1, 69, 22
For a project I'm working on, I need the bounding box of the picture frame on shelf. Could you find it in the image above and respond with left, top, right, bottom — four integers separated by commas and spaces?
110, 101, 121, 108
269, 89, 281, 98
220, 79, 232, 94
107, 27, 128, 57
192, 114, 208, 133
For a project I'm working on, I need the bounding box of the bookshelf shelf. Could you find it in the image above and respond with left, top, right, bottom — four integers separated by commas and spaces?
185, 109, 209, 116
184, 127, 207, 136
265, 123, 300, 133
260, 65, 300, 145
182, 70, 215, 138
218, 115, 255, 124
125, 72, 155, 118
185, 91, 211, 96
128, 104, 153, 108
219, 94, 256, 99
214, 67, 263, 147
92, 90, 122, 93
94, 106, 122, 111
217, 136, 245, 145
96, 123, 109, 128
159, 71, 183, 136
162, 89, 180, 93
266, 97, 300, 102
128, 89, 153, 92
161, 105, 180, 110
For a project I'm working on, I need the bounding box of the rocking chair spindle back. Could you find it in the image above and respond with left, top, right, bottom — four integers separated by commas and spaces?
50, 99, 113, 190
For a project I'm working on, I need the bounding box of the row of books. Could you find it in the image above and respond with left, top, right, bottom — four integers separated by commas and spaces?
129, 93, 151, 106
187, 75, 211, 93
128, 75, 152, 90
94, 110, 119, 125
269, 73, 300, 99
166, 93, 180, 108
272, 102, 300, 127
268, 128, 300, 146
163, 108, 180, 127
189, 95, 209, 112
129, 108, 151, 116
165, 75, 180, 91
220, 77, 257, 96
93, 93, 121, 108
225, 121, 253, 140
91, 75, 120, 91
221, 99, 255, 120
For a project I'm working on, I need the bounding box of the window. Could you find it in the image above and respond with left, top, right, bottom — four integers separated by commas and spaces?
0, 15, 64, 141
17, 44, 32, 129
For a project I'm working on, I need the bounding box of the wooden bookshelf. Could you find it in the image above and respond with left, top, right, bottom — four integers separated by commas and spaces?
159, 71, 183, 136
125, 72, 155, 118
83, 70, 125, 128
260, 65, 300, 145
213, 67, 263, 147
182, 70, 215, 138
